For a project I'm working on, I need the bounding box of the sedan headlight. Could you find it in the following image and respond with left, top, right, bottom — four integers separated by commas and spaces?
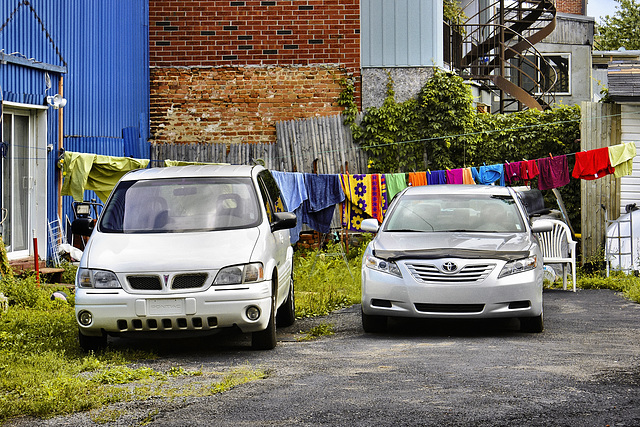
498, 255, 538, 278
77, 268, 121, 289
214, 263, 264, 285
364, 254, 402, 278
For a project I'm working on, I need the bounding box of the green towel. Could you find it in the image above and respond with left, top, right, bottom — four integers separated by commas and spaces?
61, 152, 149, 202
385, 173, 408, 201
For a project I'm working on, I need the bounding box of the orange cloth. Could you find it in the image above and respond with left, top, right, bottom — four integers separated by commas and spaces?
462, 168, 475, 184
408, 172, 427, 186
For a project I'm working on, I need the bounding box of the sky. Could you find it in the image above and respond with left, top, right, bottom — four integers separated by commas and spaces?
587, 0, 620, 24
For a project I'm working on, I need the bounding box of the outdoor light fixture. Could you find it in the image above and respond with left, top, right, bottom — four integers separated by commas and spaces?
46, 93, 67, 109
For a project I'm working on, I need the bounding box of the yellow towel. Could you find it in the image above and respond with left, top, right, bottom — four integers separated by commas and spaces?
608, 142, 637, 178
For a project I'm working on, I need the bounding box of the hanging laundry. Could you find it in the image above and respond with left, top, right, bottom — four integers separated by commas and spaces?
341, 174, 374, 231
427, 170, 447, 185
472, 164, 505, 186
537, 155, 570, 190
301, 173, 345, 234
385, 173, 407, 201
520, 159, 540, 185
572, 147, 615, 180
271, 171, 308, 244
462, 168, 475, 184
504, 161, 523, 184
608, 142, 637, 178
446, 169, 464, 184
61, 151, 150, 202
408, 172, 427, 186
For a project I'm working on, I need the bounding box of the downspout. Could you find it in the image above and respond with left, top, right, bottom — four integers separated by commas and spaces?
57, 75, 63, 222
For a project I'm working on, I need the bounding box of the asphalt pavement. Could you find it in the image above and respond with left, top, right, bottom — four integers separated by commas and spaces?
9, 288, 640, 426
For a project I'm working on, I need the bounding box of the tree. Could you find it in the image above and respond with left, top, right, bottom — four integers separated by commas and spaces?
596, 0, 640, 50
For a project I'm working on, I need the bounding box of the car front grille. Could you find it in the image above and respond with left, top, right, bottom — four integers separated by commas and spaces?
172, 273, 208, 289
128, 275, 162, 290
415, 303, 485, 313
407, 262, 495, 283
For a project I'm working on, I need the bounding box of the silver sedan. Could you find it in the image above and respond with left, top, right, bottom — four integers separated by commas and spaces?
360, 185, 552, 333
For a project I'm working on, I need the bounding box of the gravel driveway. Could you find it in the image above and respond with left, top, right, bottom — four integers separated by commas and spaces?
9, 288, 640, 426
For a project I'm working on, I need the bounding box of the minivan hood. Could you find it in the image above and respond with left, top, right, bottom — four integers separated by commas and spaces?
82, 228, 260, 273
372, 231, 533, 261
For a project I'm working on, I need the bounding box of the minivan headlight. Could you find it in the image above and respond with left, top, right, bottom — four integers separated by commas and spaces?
77, 268, 121, 289
364, 254, 402, 277
498, 255, 538, 278
214, 263, 264, 285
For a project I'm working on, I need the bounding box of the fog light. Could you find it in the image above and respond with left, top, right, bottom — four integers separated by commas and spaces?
246, 306, 260, 321
78, 310, 93, 326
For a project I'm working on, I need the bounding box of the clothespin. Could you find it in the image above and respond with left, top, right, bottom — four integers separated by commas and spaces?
549, 153, 554, 159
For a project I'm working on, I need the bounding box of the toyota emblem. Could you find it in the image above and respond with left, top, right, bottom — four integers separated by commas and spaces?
441, 262, 458, 273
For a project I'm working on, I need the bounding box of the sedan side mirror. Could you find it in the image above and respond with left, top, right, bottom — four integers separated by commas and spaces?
360, 218, 380, 232
271, 212, 297, 232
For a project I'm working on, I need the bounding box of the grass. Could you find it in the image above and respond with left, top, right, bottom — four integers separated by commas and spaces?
4, 234, 639, 423
297, 323, 335, 341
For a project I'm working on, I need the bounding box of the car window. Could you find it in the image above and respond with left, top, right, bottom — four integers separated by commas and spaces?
99, 177, 261, 233
385, 193, 525, 233
257, 170, 287, 223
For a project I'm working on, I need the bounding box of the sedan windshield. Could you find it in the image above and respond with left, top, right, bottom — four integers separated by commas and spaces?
384, 193, 525, 233
99, 177, 261, 233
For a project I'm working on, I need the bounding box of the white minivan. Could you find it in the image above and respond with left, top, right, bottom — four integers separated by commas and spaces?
74, 164, 297, 351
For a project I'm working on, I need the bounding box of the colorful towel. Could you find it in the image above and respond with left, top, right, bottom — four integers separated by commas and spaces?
462, 168, 475, 184
537, 155, 570, 190
427, 170, 447, 185
446, 169, 464, 184
385, 173, 407, 201
408, 172, 427, 186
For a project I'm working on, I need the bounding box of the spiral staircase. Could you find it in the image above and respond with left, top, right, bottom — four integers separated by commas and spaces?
449, 0, 557, 113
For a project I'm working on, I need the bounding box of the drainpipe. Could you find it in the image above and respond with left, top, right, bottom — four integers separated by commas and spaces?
57, 75, 64, 223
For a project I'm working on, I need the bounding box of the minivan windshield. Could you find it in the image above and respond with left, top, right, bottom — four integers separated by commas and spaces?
384, 193, 525, 233
99, 177, 261, 233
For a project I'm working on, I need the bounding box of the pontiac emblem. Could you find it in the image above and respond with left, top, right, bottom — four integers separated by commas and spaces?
163, 274, 170, 286
442, 262, 458, 273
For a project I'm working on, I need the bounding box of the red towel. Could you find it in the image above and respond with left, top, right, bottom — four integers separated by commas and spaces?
572, 147, 614, 180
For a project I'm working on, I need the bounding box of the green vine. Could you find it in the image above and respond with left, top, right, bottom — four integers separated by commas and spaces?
336, 69, 582, 231
337, 77, 358, 126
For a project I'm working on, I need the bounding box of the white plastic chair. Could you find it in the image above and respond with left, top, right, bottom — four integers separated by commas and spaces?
534, 219, 577, 292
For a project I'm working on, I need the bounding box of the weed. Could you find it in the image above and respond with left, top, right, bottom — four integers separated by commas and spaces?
210, 366, 270, 394
297, 323, 335, 341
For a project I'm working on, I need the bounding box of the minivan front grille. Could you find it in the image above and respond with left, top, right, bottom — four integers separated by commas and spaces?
407, 263, 495, 283
172, 273, 208, 289
128, 275, 162, 290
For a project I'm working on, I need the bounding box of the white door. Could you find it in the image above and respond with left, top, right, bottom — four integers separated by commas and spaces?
2, 111, 32, 258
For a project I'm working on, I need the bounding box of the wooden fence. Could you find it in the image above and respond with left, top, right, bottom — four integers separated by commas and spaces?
580, 101, 622, 263
150, 113, 368, 174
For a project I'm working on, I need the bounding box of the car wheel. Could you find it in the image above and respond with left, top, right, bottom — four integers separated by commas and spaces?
361, 307, 387, 333
252, 289, 277, 350
276, 274, 295, 327
78, 329, 107, 352
520, 314, 544, 333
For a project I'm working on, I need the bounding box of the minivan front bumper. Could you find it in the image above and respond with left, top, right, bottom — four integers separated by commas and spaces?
76, 281, 272, 336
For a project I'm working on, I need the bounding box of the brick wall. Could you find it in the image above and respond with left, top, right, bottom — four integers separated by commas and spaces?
150, 66, 348, 145
149, 0, 360, 146
555, 0, 585, 15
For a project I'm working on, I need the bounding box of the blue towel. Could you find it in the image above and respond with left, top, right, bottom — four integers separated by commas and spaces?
302, 173, 345, 234
271, 171, 308, 244
427, 170, 447, 185
271, 171, 308, 211
472, 164, 505, 186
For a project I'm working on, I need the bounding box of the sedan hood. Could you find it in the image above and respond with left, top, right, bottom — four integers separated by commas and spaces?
372, 232, 533, 261
82, 228, 260, 273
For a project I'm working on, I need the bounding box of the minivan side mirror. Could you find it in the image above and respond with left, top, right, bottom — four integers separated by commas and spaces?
72, 217, 95, 237
360, 218, 380, 232
271, 212, 297, 232
531, 219, 553, 234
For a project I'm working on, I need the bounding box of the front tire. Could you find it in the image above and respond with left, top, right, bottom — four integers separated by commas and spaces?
520, 314, 544, 333
276, 274, 295, 327
252, 290, 277, 350
78, 329, 107, 352
361, 308, 387, 333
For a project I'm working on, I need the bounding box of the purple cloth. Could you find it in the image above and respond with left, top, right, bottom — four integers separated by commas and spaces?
504, 161, 523, 184
427, 170, 447, 185
446, 169, 464, 184
537, 155, 570, 190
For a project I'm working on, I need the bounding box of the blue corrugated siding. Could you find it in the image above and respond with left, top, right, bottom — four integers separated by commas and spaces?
361, 0, 444, 67
1, 0, 149, 262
